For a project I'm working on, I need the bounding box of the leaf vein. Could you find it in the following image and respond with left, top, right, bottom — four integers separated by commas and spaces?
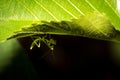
34, 0, 59, 21
67, 0, 85, 15
85, 0, 100, 13
16, 0, 39, 20
52, 0, 77, 19
105, 0, 120, 18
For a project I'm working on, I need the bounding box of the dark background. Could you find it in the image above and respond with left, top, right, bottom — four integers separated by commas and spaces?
0, 35, 120, 80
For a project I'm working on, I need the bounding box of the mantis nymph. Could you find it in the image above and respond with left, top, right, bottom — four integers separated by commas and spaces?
30, 35, 56, 50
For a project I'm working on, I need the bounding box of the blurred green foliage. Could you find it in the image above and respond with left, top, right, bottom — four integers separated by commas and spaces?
0, 39, 22, 72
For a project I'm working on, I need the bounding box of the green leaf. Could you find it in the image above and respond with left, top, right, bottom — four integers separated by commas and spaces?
0, 0, 120, 43
8, 12, 118, 41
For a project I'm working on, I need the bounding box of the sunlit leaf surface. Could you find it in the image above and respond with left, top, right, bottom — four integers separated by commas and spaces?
0, 0, 120, 42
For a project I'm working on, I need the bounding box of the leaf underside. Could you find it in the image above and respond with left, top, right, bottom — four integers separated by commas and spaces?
7, 12, 120, 42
